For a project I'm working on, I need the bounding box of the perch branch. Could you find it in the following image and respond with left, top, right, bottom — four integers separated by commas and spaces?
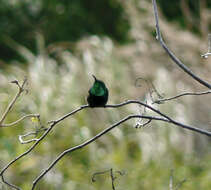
152, 0, 211, 89
32, 109, 211, 189
1, 101, 211, 189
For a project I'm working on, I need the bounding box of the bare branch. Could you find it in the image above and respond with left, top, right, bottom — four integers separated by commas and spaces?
92, 169, 111, 182
0, 78, 26, 125
0, 114, 40, 128
19, 134, 39, 144
1, 101, 210, 189
18, 126, 48, 144
48, 105, 89, 124
152, 0, 211, 89
32, 115, 167, 189
1, 174, 21, 190
153, 90, 211, 104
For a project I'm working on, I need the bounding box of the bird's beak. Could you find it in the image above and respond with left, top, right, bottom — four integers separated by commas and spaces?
92, 75, 97, 81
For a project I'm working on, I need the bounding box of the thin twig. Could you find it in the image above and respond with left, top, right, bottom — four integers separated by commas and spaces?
0, 78, 27, 126
1, 174, 21, 190
135, 77, 164, 102
152, 0, 211, 89
153, 90, 211, 104
92, 169, 111, 182
110, 168, 116, 190
19, 134, 39, 144
175, 179, 187, 190
201, 33, 211, 58
201, 52, 211, 58
18, 127, 48, 144
1, 114, 40, 128
134, 119, 152, 128
92, 168, 124, 190
169, 169, 174, 190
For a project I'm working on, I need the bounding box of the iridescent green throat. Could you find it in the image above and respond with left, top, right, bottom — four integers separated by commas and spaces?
90, 81, 106, 96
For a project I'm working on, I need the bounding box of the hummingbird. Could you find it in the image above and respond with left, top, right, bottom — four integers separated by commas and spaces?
87, 75, 109, 107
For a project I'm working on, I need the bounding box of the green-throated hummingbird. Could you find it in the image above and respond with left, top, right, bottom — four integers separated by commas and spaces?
87, 75, 109, 107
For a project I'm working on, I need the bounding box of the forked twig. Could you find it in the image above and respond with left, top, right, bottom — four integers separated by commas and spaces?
92, 168, 125, 190
0, 79, 27, 126
0, 78, 39, 128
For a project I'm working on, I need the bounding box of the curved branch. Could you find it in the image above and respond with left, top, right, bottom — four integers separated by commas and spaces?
153, 90, 211, 104
1, 114, 40, 128
1, 175, 21, 190
152, 0, 211, 89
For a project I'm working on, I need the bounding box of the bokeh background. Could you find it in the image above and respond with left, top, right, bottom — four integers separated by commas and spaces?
0, 0, 211, 189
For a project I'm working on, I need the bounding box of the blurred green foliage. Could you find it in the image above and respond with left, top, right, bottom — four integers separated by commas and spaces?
157, 0, 211, 33
158, 0, 198, 21
0, 0, 130, 62
1, 0, 210, 63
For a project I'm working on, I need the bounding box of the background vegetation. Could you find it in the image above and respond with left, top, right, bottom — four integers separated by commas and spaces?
0, 0, 211, 189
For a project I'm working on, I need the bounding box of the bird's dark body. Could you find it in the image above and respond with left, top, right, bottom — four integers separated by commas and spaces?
87, 90, 108, 107
87, 75, 109, 107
